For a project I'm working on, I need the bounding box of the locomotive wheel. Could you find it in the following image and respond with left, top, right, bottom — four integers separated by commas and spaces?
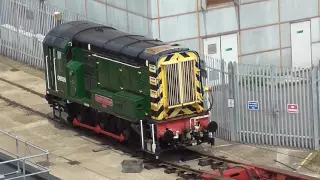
66, 115, 74, 125
107, 116, 118, 134
99, 121, 105, 130
65, 103, 77, 125
116, 117, 124, 135
122, 128, 130, 141
76, 114, 83, 123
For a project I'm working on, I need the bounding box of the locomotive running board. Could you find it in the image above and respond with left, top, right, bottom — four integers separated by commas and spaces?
73, 118, 125, 142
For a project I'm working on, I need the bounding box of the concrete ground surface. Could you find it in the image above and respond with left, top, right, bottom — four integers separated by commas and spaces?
0, 55, 319, 179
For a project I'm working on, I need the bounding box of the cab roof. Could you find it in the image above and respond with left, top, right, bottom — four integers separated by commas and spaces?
43, 21, 189, 66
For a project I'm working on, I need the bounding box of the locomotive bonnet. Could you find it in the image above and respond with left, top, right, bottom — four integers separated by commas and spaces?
43, 20, 217, 157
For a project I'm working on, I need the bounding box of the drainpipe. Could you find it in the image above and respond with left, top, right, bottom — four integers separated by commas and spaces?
233, 0, 241, 64
196, 0, 201, 54
278, 0, 283, 71
157, 0, 161, 39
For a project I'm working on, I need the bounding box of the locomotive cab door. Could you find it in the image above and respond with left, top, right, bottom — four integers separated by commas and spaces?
66, 49, 85, 99
67, 61, 84, 98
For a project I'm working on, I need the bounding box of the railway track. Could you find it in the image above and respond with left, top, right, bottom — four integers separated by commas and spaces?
0, 77, 317, 180
0, 76, 240, 180
0, 93, 235, 180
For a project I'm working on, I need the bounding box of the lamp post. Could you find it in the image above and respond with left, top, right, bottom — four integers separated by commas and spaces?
54, 11, 62, 25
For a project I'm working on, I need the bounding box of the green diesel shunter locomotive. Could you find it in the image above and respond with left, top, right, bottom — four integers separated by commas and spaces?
44, 21, 217, 157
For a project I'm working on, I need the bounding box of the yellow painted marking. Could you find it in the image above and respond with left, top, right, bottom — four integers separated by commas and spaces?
151, 102, 158, 111
192, 103, 204, 111
151, 105, 163, 111
150, 90, 158, 98
157, 111, 165, 120
159, 84, 163, 95
170, 108, 182, 118
192, 104, 202, 111
194, 66, 200, 75
157, 71, 163, 81
149, 87, 163, 98
197, 93, 203, 101
196, 81, 200, 88
192, 103, 199, 108
187, 52, 199, 62
149, 64, 156, 73
149, 77, 157, 86
161, 65, 169, 108
151, 99, 164, 111
157, 56, 168, 68
170, 53, 179, 63
161, 58, 194, 65
182, 108, 193, 114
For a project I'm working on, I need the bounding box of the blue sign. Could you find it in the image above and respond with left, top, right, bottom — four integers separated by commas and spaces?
248, 101, 259, 111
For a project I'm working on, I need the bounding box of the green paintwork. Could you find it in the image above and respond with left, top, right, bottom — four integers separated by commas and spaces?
113, 91, 147, 119
45, 46, 151, 122
96, 57, 149, 96
56, 58, 67, 97
67, 61, 84, 98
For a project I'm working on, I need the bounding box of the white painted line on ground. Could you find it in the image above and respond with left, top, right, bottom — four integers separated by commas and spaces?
296, 152, 318, 171
214, 144, 233, 148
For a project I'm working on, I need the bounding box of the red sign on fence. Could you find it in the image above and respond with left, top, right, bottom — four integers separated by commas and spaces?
287, 104, 298, 113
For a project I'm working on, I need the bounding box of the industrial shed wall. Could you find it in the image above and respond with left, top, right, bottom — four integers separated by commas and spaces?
11, 0, 320, 68
148, 0, 320, 68
45, 0, 153, 38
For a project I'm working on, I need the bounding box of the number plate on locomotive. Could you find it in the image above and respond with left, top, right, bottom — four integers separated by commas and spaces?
95, 94, 113, 108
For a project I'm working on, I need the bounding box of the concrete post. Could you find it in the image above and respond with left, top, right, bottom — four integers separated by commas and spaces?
312, 67, 319, 150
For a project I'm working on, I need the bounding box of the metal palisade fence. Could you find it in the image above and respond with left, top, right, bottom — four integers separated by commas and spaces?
202, 55, 319, 150
0, 0, 103, 70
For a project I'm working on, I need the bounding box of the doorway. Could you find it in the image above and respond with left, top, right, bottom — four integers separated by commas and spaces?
290, 20, 312, 68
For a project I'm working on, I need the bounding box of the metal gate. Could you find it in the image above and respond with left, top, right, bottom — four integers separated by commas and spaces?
202, 57, 232, 141
203, 56, 319, 150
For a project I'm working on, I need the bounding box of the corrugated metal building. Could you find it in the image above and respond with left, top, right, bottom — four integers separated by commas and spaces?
34, 0, 320, 68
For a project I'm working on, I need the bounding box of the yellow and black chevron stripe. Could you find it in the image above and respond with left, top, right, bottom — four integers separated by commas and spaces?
149, 51, 204, 121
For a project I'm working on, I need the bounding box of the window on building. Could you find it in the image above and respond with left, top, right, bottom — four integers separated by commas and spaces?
207, 0, 233, 6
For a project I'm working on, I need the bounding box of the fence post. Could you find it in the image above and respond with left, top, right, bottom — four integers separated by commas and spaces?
270, 66, 278, 146
0, 1, 2, 55
233, 63, 239, 142
312, 67, 319, 150
228, 62, 236, 141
